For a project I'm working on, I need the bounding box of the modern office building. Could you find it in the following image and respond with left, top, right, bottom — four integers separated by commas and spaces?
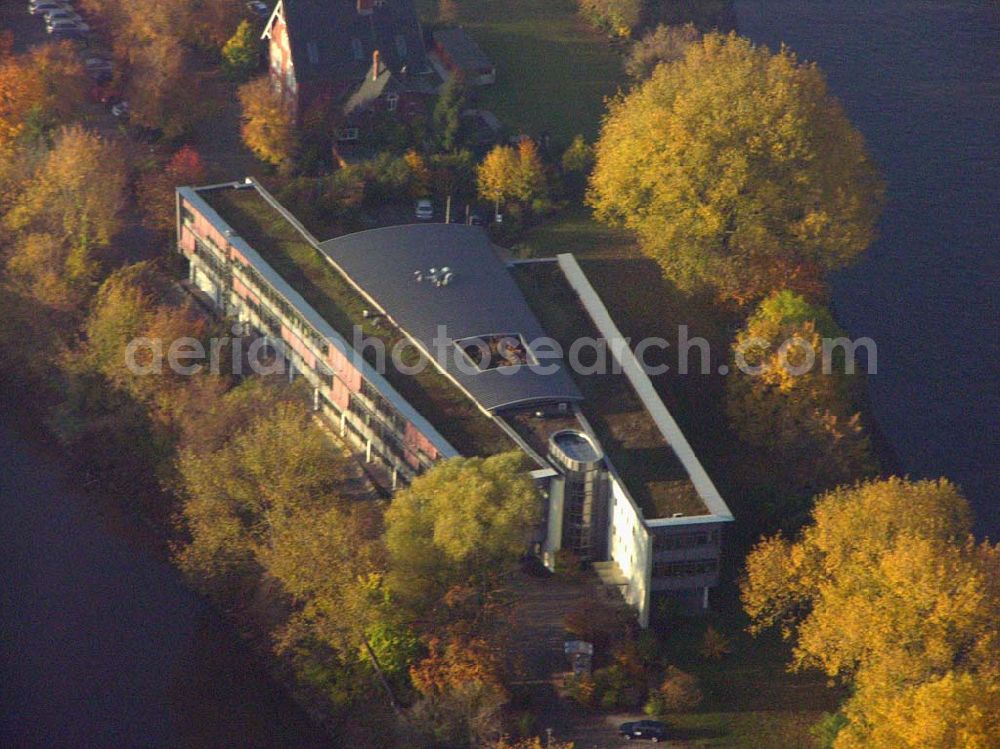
176, 178, 734, 626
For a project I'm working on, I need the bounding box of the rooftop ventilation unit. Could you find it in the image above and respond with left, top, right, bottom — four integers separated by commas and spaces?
414, 267, 456, 287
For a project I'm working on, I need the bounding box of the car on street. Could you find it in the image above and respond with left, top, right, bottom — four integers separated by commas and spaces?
415, 198, 433, 221
619, 720, 669, 742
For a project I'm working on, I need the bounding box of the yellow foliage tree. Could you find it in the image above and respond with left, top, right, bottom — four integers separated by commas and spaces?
589, 32, 884, 303
238, 76, 298, 169
477, 144, 520, 210
742, 477, 1000, 749
5, 126, 126, 260
726, 290, 875, 494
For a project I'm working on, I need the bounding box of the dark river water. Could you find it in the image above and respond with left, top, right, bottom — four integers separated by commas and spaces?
0, 415, 328, 748
736, 0, 1000, 534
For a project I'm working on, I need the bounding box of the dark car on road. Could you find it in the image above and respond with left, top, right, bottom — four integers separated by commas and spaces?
619, 720, 669, 742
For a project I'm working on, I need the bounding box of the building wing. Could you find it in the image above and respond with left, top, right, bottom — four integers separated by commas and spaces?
319, 224, 584, 412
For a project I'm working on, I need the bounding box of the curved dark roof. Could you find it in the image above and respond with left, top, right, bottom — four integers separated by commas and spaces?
318, 224, 583, 412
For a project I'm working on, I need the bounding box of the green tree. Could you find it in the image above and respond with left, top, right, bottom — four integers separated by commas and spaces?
726, 290, 875, 495
589, 32, 883, 303
221, 19, 259, 81
577, 0, 642, 37
177, 401, 349, 588
561, 134, 594, 175
742, 477, 1000, 749
384, 452, 540, 611
433, 75, 467, 151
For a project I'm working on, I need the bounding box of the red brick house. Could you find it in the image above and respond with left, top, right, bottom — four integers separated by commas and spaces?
262, 0, 437, 133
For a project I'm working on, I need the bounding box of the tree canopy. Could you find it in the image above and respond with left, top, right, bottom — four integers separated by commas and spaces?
742, 477, 1000, 749
384, 452, 540, 610
726, 290, 874, 496
239, 76, 298, 170
589, 32, 883, 303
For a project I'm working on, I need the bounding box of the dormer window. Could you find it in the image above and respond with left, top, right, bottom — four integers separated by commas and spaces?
351, 37, 363, 61
386, 92, 399, 112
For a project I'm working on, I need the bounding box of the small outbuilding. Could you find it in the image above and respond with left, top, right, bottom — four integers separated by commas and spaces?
431, 27, 496, 86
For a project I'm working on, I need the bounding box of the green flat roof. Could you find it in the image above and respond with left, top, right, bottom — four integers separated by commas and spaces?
512, 262, 708, 519
200, 186, 515, 458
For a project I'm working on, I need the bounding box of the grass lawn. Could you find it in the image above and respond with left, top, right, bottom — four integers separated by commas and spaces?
417, 0, 626, 143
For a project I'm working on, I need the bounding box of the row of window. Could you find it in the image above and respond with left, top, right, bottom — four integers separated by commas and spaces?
653, 529, 722, 552
231, 257, 330, 356
652, 559, 719, 579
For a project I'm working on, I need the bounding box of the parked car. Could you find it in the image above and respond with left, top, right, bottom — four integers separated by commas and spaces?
469, 211, 486, 226
44, 8, 82, 23
415, 198, 433, 221
619, 720, 669, 742
29, 1, 71, 15
84, 56, 113, 81
111, 100, 129, 118
47, 19, 89, 34
245, 0, 269, 17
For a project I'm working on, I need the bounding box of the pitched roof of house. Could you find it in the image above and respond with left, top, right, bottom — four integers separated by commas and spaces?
269, 0, 430, 85
433, 27, 494, 72
343, 55, 439, 116
318, 224, 583, 412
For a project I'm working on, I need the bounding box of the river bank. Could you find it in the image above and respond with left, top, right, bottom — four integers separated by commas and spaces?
0, 383, 330, 749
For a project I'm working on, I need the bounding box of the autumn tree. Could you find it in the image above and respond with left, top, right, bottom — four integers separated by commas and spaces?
0, 41, 88, 149
137, 146, 207, 234
477, 140, 548, 215
513, 138, 547, 204
624, 23, 701, 80
477, 144, 520, 214
5, 126, 126, 276
221, 19, 259, 81
726, 290, 875, 496
589, 32, 883, 303
177, 400, 350, 588
238, 76, 298, 169
645, 665, 703, 715
5, 232, 86, 311
742, 477, 1000, 749
384, 452, 540, 613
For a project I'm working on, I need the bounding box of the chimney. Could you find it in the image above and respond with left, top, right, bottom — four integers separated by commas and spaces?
357, 0, 373, 15
372, 49, 380, 80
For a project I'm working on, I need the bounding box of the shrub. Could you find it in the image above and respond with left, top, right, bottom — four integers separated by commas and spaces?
657, 665, 702, 712
700, 624, 733, 660
577, 0, 642, 37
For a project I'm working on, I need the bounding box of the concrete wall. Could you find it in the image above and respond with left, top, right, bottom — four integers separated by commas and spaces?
608, 476, 652, 627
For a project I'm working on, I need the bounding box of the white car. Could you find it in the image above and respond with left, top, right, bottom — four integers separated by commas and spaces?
29, 1, 70, 15
415, 199, 433, 221
47, 18, 89, 34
